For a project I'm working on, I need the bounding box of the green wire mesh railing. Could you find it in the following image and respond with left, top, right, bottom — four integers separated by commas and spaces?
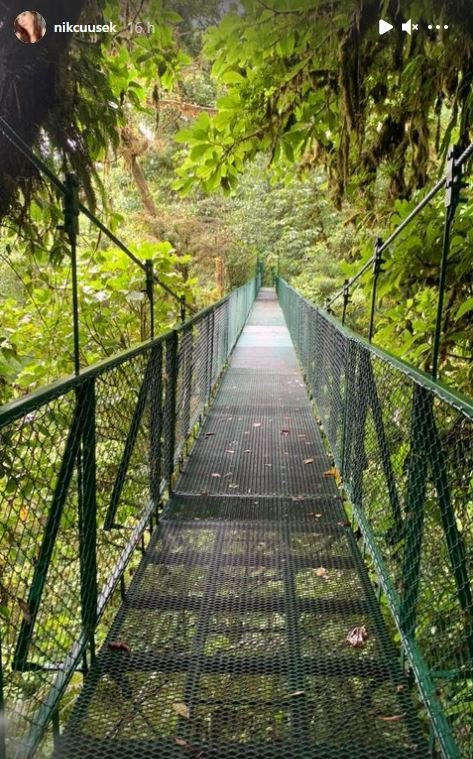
0, 273, 260, 759
278, 278, 473, 758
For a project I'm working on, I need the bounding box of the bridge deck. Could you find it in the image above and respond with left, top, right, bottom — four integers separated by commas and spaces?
59, 289, 428, 758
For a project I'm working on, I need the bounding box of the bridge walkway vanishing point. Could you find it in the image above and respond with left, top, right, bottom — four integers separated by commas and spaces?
57, 289, 428, 758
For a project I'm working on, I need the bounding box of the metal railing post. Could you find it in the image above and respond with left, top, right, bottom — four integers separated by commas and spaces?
78, 379, 97, 664
61, 173, 80, 375
341, 279, 351, 325
145, 259, 155, 340
368, 237, 384, 343
164, 330, 179, 492
149, 343, 163, 508
431, 145, 466, 379
180, 296, 187, 324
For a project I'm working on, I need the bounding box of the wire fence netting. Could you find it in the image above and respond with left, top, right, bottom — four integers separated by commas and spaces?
0, 275, 259, 757
278, 278, 473, 758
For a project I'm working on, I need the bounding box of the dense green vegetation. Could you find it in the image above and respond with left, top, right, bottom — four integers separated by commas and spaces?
1, 0, 472, 403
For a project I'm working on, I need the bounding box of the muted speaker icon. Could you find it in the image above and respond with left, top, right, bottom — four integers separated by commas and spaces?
401, 18, 412, 35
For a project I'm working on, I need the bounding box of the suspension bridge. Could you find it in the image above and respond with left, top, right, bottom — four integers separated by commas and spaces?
0, 121, 472, 758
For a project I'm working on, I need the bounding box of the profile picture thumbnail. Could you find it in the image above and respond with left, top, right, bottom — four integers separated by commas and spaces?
14, 10, 46, 43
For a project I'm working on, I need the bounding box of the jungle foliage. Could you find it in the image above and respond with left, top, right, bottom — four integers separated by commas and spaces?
0, 0, 472, 400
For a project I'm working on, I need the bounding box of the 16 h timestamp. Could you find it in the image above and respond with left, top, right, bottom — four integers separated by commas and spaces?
126, 21, 155, 34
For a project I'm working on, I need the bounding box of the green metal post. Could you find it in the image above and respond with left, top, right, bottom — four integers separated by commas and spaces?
368, 238, 384, 343
341, 279, 350, 326
145, 259, 155, 340
425, 404, 473, 659
62, 174, 81, 376
78, 379, 97, 662
432, 146, 465, 379
149, 343, 163, 507
13, 403, 83, 670
164, 330, 179, 491
104, 355, 155, 530
180, 296, 187, 324
182, 325, 193, 443
340, 339, 355, 481
208, 309, 215, 399
399, 385, 430, 639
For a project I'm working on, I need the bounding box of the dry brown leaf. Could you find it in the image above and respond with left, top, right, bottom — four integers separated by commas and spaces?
304, 458, 314, 465
280, 429, 290, 435
107, 641, 130, 653
346, 625, 369, 647
204, 432, 215, 438
17, 598, 31, 624
175, 737, 201, 753
172, 702, 190, 719
315, 567, 328, 578
377, 713, 406, 722
324, 467, 340, 478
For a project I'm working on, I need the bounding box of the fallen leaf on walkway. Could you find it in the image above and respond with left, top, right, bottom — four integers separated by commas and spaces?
107, 641, 130, 653
346, 625, 369, 647
229, 483, 239, 489
314, 567, 328, 578
243, 449, 252, 453
304, 458, 314, 465
175, 737, 202, 754
395, 684, 406, 693
281, 429, 290, 435
204, 432, 215, 438
211, 473, 221, 478
265, 463, 272, 467
308, 512, 322, 518
324, 467, 340, 478
173, 703, 190, 719
226, 450, 235, 454
17, 598, 31, 624
377, 713, 406, 722
253, 422, 261, 428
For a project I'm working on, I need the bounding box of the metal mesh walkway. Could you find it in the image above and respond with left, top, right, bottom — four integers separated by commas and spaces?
58, 289, 428, 758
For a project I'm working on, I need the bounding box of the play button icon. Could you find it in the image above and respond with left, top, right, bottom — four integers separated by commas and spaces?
379, 19, 394, 35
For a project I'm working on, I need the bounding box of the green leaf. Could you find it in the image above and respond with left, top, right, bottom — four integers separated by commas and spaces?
222, 71, 246, 85
455, 298, 473, 320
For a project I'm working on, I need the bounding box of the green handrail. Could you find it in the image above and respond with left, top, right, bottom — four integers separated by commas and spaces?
278, 277, 473, 759
0, 273, 261, 758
